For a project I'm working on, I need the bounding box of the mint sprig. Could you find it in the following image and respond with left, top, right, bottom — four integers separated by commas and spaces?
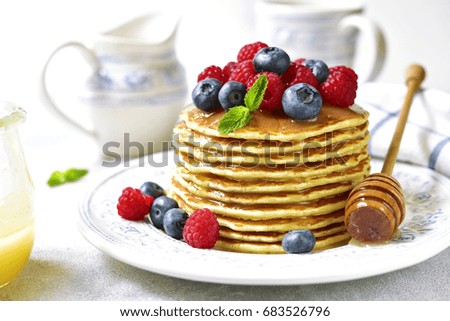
218, 106, 252, 134
244, 75, 268, 111
218, 74, 268, 134
47, 168, 88, 187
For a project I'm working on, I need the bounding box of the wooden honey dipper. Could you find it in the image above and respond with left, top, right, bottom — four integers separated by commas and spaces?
345, 64, 426, 242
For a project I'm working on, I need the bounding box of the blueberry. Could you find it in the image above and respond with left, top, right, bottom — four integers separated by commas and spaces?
163, 208, 188, 240
218, 81, 246, 111
282, 230, 316, 254
150, 196, 178, 230
253, 47, 290, 75
282, 83, 322, 120
140, 181, 165, 198
302, 59, 329, 83
191, 78, 222, 112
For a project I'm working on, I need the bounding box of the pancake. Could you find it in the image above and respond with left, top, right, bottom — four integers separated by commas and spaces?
176, 132, 370, 166
176, 151, 369, 180
215, 231, 351, 254
174, 120, 369, 156
170, 181, 350, 219
169, 103, 370, 254
171, 194, 347, 232
180, 104, 369, 142
219, 222, 347, 243
174, 157, 370, 192
173, 175, 357, 204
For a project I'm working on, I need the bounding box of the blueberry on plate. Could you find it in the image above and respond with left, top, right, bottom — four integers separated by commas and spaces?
302, 59, 329, 83
191, 78, 222, 112
218, 81, 247, 111
253, 47, 290, 75
140, 181, 165, 198
282, 83, 322, 120
163, 208, 188, 240
150, 196, 178, 230
282, 230, 316, 254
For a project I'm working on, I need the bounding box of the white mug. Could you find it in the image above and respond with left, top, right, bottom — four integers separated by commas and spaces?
41, 13, 187, 160
254, 0, 386, 83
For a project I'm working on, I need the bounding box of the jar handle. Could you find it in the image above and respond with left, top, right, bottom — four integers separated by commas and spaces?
338, 14, 386, 83
41, 41, 100, 137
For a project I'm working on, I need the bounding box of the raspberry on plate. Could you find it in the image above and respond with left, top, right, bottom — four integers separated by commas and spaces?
183, 208, 220, 249
197, 65, 227, 84
246, 71, 284, 112
228, 60, 257, 86
237, 41, 268, 62
117, 187, 153, 221
143, 194, 154, 208
319, 66, 358, 108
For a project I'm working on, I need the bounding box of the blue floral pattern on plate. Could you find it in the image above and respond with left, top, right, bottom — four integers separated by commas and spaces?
78, 152, 450, 285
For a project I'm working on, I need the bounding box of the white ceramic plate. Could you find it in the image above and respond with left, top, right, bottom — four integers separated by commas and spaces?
78, 152, 450, 285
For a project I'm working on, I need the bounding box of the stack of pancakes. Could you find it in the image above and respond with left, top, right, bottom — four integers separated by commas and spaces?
169, 104, 370, 254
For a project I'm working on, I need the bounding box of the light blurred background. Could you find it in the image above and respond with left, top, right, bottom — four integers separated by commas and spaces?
0, 0, 449, 175
2, 0, 449, 103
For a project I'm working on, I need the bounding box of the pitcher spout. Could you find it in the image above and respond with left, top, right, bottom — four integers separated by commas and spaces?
102, 11, 181, 48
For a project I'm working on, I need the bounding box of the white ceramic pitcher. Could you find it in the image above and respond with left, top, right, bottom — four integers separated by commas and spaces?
255, 0, 386, 83
42, 13, 187, 159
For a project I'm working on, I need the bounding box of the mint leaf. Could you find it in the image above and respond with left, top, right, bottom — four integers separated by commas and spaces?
244, 74, 268, 111
218, 106, 252, 134
65, 168, 88, 182
47, 171, 66, 187
47, 168, 88, 187
217, 74, 268, 134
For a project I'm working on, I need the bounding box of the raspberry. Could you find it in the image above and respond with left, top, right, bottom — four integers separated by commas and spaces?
282, 64, 319, 89
197, 65, 227, 84
329, 66, 358, 82
237, 41, 268, 62
223, 61, 238, 80
143, 194, 154, 208
183, 208, 219, 249
280, 62, 299, 86
228, 60, 256, 85
293, 58, 306, 65
246, 72, 284, 112
319, 67, 358, 108
117, 187, 153, 221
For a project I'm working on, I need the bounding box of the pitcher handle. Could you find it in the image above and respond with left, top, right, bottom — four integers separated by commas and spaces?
338, 15, 386, 83
41, 41, 100, 137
